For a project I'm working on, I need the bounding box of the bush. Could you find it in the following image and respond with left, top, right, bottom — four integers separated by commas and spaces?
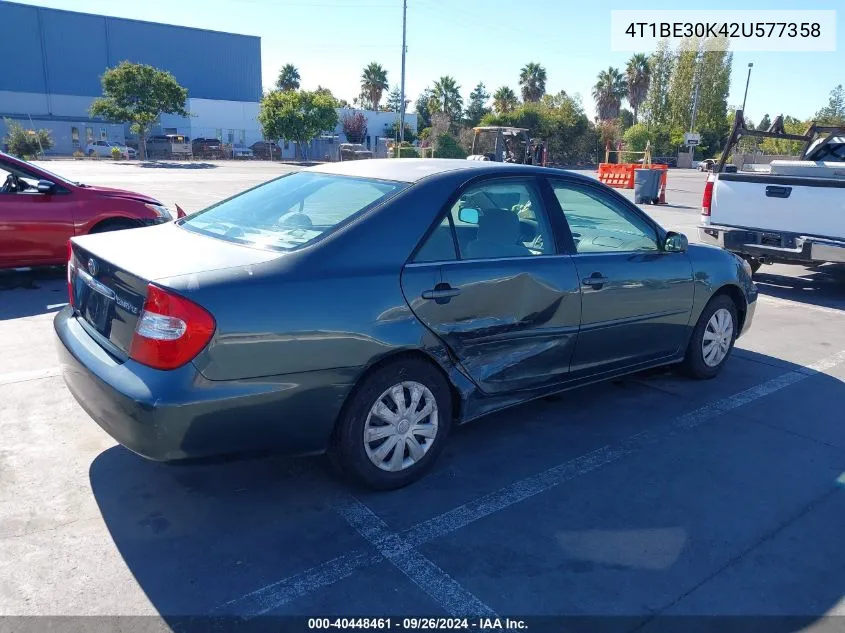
111, 146, 122, 160
3, 119, 54, 158
418, 127, 431, 141
72, 149, 85, 159
395, 144, 419, 158
433, 133, 467, 159
341, 111, 367, 144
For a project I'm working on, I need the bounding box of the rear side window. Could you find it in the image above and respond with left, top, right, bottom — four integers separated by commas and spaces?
181, 172, 405, 251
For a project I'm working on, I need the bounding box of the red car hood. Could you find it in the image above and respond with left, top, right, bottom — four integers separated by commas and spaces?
80, 184, 161, 204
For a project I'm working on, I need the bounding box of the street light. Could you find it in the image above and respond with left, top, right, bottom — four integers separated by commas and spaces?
741, 62, 754, 114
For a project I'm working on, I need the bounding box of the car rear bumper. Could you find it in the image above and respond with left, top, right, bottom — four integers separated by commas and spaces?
54, 307, 357, 462
698, 223, 845, 265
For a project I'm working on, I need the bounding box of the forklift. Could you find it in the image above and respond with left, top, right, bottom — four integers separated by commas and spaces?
467, 126, 546, 165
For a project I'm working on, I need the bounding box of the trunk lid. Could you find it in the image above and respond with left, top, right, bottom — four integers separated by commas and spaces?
70, 223, 284, 355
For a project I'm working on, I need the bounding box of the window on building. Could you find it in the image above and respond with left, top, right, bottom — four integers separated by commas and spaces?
215, 128, 223, 141
284, 140, 289, 150
366, 136, 371, 149
374, 135, 379, 150
71, 127, 79, 147
85, 127, 93, 143
100, 128, 107, 140
227, 130, 234, 144
239, 129, 246, 145
164, 128, 177, 135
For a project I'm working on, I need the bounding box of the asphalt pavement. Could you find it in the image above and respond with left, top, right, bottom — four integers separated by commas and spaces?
1, 160, 844, 631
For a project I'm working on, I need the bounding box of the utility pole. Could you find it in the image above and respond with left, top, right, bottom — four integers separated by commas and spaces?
398, 0, 407, 144
688, 76, 701, 163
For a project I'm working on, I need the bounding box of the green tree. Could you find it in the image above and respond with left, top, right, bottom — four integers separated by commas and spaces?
275, 64, 301, 91
258, 89, 338, 160
361, 62, 389, 111
814, 84, 845, 125
625, 53, 651, 124
89, 61, 188, 160
694, 42, 732, 156
493, 86, 519, 114
464, 82, 491, 126
622, 122, 651, 161
667, 37, 700, 131
386, 85, 405, 112
519, 62, 547, 102
415, 87, 434, 129
592, 67, 626, 121
3, 119, 54, 158
757, 114, 772, 131
433, 133, 467, 159
431, 76, 463, 121
619, 108, 634, 131
314, 85, 342, 107
642, 39, 674, 128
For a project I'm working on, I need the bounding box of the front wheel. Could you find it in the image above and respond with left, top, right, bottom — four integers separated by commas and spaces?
681, 295, 739, 379
330, 358, 452, 490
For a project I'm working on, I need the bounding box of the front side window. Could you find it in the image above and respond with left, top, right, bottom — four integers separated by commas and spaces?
181, 172, 405, 251
550, 181, 659, 253
449, 179, 554, 259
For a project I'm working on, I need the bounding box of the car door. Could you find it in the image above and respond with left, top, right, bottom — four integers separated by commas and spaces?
546, 177, 695, 374
0, 163, 76, 267
401, 176, 581, 395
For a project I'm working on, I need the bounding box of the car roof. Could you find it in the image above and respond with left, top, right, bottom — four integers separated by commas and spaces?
306, 158, 562, 183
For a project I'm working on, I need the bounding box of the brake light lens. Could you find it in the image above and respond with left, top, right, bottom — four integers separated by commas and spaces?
67, 240, 76, 307
702, 178, 714, 216
129, 284, 215, 370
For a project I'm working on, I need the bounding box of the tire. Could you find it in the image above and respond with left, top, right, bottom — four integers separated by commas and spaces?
330, 357, 452, 490
681, 294, 739, 379
89, 219, 139, 234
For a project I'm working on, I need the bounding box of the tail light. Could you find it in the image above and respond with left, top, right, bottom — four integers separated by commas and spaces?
67, 240, 76, 307
702, 178, 714, 216
129, 285, 215, 370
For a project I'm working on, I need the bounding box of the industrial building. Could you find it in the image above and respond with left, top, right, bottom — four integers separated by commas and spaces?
0, 1, 262, 154
0, 2, 416, 159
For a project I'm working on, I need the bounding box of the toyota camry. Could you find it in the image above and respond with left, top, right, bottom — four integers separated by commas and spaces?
55, 159, 757, 489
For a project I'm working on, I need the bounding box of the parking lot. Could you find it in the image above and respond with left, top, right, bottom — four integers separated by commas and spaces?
2, 160, 845, 630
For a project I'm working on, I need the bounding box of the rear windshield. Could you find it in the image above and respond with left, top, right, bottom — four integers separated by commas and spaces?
180, 171, 405, 251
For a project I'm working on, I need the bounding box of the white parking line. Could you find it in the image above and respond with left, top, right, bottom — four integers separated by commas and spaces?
216, 347, 845, 617
757, 295, 845, 317
0, 366, 61, 387
337, 497, 498, 618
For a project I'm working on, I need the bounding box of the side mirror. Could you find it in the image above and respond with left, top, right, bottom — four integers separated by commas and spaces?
458, 207, 480, 224
37, 180, 55, 194
664, 232, 688, 253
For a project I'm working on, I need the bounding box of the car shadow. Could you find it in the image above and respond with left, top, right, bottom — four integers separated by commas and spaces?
89, 350, 845, 626
754, 263, 845, 312
131, 161, 218, 169
0, 268, 67, 319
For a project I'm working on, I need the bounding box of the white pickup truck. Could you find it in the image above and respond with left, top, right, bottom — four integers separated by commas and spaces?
698, 124, 845, 273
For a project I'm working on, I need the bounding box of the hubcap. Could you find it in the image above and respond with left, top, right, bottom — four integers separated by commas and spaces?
702, 308, 734, 367
363, 381, 438, 472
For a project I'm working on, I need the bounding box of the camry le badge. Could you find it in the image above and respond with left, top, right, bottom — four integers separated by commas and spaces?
87, 258, 99, 276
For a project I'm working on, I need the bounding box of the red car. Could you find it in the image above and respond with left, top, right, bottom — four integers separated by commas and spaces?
0, 152, 182, 269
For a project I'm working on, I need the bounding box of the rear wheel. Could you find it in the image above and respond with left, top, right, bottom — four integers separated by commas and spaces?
330, 358, 452, 490
681, 294, 739, 379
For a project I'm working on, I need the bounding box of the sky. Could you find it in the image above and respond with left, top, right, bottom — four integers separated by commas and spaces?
16, 0, 845, 123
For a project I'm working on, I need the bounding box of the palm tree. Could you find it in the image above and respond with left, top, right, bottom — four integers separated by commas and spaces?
492, 86, 519, 114
360, 62, 389, 111
275, 64, 300, 91
592, 67, 626, 121
625, 54, 651, 124
519, 62, 547, 102
431, 76, 463, 121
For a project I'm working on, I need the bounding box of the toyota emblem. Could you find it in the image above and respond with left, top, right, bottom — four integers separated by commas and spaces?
87, 258, 99, 276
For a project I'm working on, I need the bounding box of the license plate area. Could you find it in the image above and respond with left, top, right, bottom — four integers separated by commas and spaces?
77, 269, 116, 335
760, 232, 783, 247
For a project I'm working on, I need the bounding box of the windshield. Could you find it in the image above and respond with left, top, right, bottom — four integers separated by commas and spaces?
180, 171, 406, 251
472, 131, 497, 156
1, 155, 75, 186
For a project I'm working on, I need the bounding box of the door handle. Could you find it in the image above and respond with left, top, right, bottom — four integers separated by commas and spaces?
765, 185, 792, 198
422, 284, 461, 301
582, 274, 609, 289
